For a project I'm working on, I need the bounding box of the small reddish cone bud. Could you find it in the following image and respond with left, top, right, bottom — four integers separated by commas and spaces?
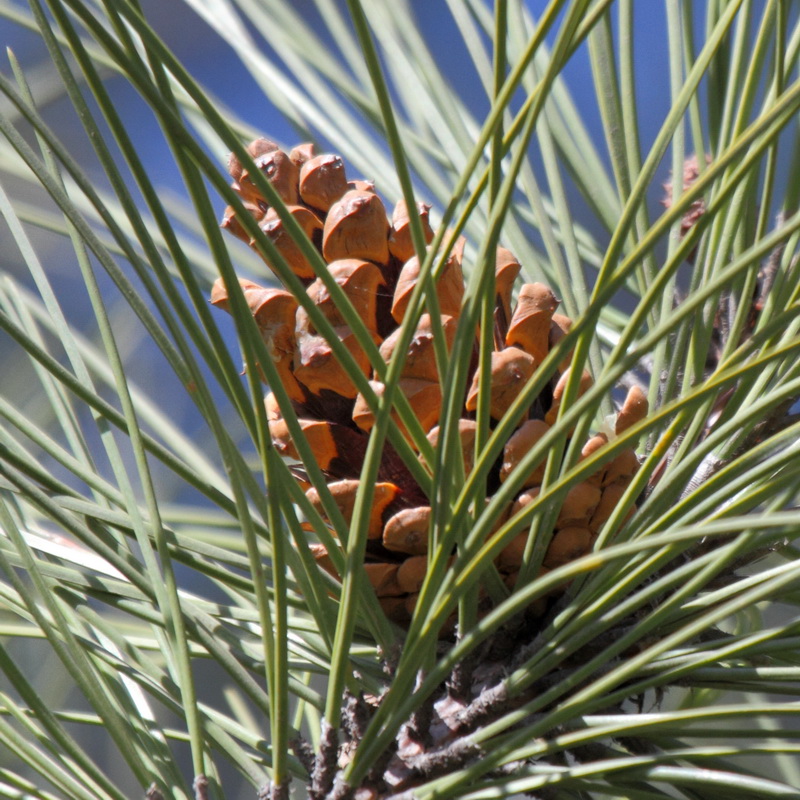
289, 142, 316, 168
505, 283, 559, 363
383, 506, 431, 555
661, 153, 710, 243
299, 154, 349, 212
465, 346, 538, 421
392, 240, 465, 323
500, 419, 551, 487
322, 190, 390, 264
257, 205, 323, 281
388, 199, 434, 263
615, 385, 649, 436
238, 148, 300, 207
378, 314, 457, 382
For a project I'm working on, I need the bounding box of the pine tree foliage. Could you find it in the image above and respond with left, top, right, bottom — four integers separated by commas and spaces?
2, 1, 800, 799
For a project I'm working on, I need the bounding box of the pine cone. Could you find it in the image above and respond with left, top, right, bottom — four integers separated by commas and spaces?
212, 138, 648, 630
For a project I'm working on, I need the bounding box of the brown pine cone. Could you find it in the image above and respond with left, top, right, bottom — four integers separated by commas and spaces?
212, 138, 649, 630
